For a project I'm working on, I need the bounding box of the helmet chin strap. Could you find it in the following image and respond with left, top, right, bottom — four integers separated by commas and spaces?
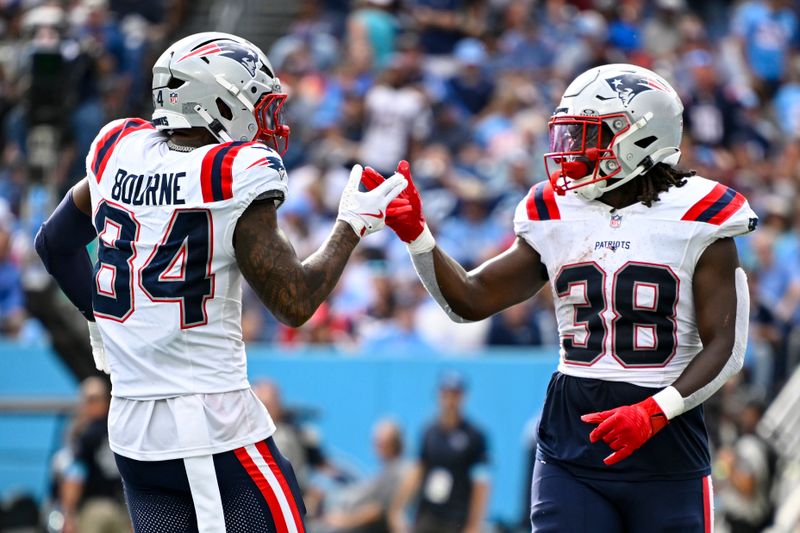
574, 146, 682, 201
575, 164, 647, 200
194, 104, 234, 142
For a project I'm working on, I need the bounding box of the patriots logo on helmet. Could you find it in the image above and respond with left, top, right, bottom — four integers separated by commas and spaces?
178, 40, 263, 78
605, 74, 668, 107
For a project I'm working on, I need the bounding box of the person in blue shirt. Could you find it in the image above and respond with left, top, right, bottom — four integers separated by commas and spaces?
444, 39, 494, 117
732, 0, 799, 97
361, 292, 434, 356
348, 0, 398, 71
0, 217, 23, 336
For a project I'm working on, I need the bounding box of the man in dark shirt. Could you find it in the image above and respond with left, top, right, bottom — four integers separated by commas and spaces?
390, 371, 490, 533
60, 377, 128, 533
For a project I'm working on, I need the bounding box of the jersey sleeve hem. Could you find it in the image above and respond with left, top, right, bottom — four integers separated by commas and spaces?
220, 147, 289, 258
513, 182, 558, 255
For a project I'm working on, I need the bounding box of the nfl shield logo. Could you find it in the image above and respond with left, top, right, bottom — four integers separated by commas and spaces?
169, 92, 178, 104
610, 213, 622, 228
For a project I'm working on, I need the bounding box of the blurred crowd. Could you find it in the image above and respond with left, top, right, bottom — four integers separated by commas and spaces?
240, 0, 800, 405
0, 0, 799, 531
0, 0, 187, 349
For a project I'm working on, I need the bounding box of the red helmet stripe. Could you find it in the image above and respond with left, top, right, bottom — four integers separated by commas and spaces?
177, 43, 222, 62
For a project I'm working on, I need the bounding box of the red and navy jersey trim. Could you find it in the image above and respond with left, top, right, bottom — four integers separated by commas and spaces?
681, 183, 745, 225
526, 181, 561, 221
200, 141, 258, 203
91, 119, 154, 183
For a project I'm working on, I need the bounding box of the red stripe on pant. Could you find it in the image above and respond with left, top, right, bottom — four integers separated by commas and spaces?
233, 447, 289, 533
702, 475, 713, 533
255, 441, 305, 532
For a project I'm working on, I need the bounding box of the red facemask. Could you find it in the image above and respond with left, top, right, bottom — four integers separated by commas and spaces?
544, 114, 629, 195
254, 93, 290, 156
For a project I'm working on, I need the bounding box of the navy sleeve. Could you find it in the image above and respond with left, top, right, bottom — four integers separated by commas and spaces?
34, 190, 98, 321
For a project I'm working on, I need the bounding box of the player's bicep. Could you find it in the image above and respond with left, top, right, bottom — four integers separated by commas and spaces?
72, 177, 92, 215
466, 237, 548, 314
233, 200, 304, 323
692, 237, 739, 349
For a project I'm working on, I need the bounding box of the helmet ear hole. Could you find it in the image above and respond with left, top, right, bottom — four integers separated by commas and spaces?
216, 98, 233, 120
635, 136, 658, 149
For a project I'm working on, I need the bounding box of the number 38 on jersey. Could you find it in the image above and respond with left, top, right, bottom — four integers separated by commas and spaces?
513, 178, 756, 387
555, 261, 678, 368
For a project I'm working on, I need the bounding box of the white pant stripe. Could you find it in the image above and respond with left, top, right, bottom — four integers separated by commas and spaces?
184, 455, 226, 533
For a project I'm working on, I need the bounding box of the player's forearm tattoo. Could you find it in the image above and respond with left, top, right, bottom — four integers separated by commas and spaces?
235, 203, 358, 326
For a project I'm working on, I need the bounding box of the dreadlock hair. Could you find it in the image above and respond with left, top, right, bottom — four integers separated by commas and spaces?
635, 163, 694, 207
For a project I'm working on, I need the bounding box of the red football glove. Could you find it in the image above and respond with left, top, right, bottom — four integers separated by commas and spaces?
580, 396, 669, 466
361, 160, 426, 243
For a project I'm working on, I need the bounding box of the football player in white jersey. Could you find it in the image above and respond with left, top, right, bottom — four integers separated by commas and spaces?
370, 64, 757, 532
34, 32, 408, 533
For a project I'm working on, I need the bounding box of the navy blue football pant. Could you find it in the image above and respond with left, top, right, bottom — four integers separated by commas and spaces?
530, 460, 713, 533
115, 437, 306, 533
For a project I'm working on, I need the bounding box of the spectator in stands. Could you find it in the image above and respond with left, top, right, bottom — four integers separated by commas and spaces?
253, 379, 329, 495
410, 0, 484, 58
59, 377, 128, 533
390, 371, 489, 533
436, 189, 505, 269
361, 286, 435, 356
682, 49, 743, 149
642, 0, 688, 58
731, 0, 799, 98
347, 0, 398, 72
319, 419, 409, 533
443, 39, 493, 118
486, 301, 543, 347
773, 58, 800, 139
717, 398, 775, 533
253, 378, 356, 519
606, 1, 644, 55
358, 52, 431, 175
0, 206, 23, 337
495, 1, 553, 74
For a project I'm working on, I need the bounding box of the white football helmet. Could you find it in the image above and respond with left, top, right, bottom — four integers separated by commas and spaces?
151, 32, 290, 154
545, 63, 683, 200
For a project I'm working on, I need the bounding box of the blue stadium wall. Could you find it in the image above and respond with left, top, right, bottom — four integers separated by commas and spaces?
0, 342, 558, 524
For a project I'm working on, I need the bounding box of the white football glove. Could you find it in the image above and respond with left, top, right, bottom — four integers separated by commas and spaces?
87, 321, 110, 374
337, 164, 408, 238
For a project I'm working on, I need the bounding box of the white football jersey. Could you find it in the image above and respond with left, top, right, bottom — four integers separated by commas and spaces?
514, 176, 757, 388
86, 118, 287, 459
